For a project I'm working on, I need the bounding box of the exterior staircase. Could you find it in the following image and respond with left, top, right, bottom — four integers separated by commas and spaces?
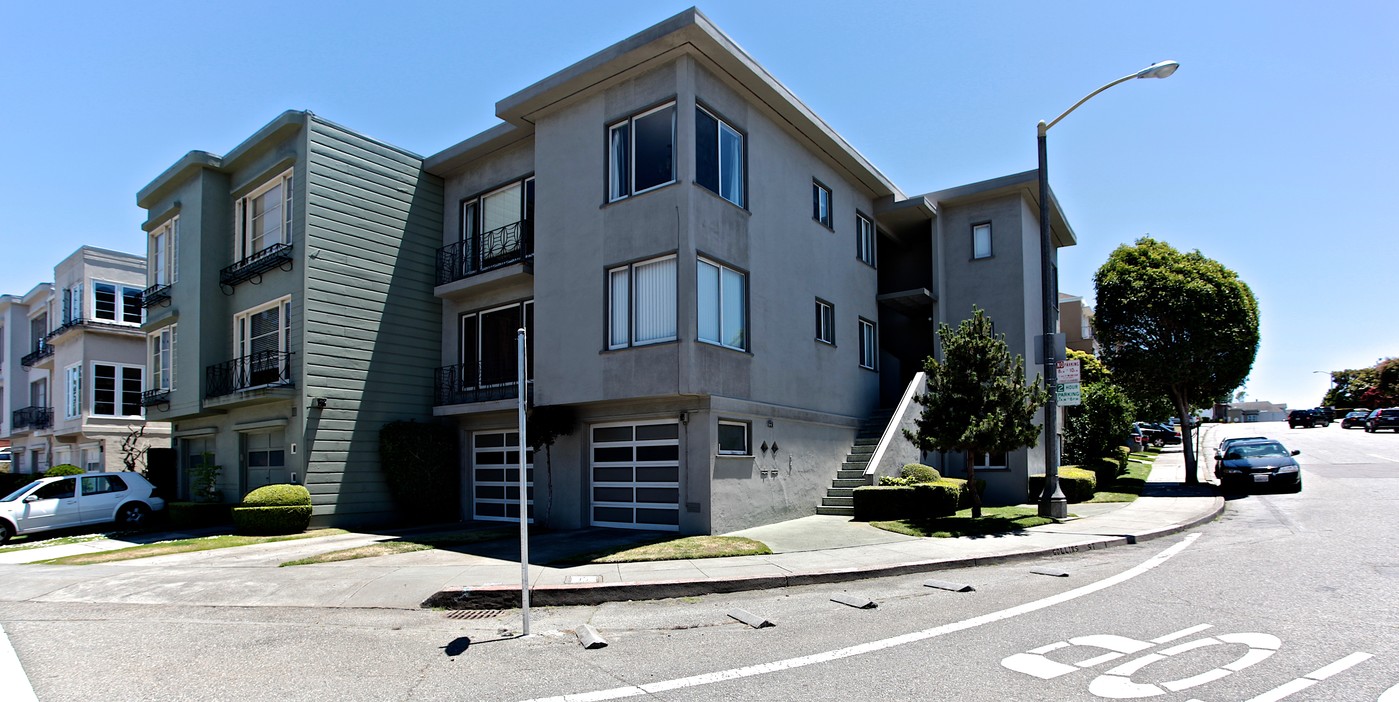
817, 409, 895, 516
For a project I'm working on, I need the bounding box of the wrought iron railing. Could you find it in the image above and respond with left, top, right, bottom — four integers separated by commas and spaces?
140, 388, 172, 407
220, 243, 293, 288
141, 283, 172, 308
205, 351, 294, 398
436, 220, 533, 285
12, 406, 53, 431
20, 341, 53, 368
434, 360, 532, 405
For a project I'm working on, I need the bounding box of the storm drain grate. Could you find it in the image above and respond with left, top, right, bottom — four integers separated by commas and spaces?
445, 609, 503, 620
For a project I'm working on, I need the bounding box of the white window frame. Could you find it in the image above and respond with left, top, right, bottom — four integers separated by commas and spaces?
91, 362, 143, 418
695, 105, 745, 207
608, 102, 677, 202
816, 299, 835, 345
91, 280, 143, 325
237, 169, 294, 258
856, 213, 876, 265
64, 364, 82, 419
696, 258, 747, 352
717, 420, 751, 456
150, 216, 179, 286
64, 284, 83, 323
973, 452, 1008, 471
234, 296, 292, 390
813, 180, 833, 228
608, 255, 677, 350
150, 325, 176, 391
859, 318, 877, 370
972, 222, 993, 260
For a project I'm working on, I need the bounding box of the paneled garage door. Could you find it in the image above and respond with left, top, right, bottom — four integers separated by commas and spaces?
472, 431, 533, 522
590, 421, 680, 530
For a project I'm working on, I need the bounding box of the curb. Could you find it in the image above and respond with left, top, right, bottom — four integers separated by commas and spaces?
422, 496, 1226, 610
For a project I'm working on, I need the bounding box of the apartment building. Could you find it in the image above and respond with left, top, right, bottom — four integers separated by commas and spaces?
1060, 293, 1099, 355
424, 9, 1075, 532
135, 111, 443, 524
0, 248, 170, 475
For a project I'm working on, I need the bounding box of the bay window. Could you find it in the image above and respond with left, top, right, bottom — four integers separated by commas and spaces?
609, 255, 677, 349
697, 258, 747, 351
608, 103, 676, 201
238, 170, 293, 257
695, 106, 744, 207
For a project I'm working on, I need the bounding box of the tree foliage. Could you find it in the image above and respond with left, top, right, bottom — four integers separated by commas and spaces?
1063, 382, 1135, 467
379, 420, 459, 523
1323, 358, 1398, 408
1093, 237, 1259, 481
1066, 349, 1110, 386
904, 307, 1048, 517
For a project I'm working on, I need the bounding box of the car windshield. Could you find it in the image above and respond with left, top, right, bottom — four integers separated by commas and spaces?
1, 480, 42, 503
1225, 443, 1290, 460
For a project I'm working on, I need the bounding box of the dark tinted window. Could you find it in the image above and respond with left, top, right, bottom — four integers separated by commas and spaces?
34, 478, 77, 500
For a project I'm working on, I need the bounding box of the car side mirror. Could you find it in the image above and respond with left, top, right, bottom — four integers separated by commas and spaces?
1291, 450, 1301, 456
23, 494, 38, 503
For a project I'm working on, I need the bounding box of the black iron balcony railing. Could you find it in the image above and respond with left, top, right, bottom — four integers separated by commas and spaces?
436, 220, 533, 286
141, 283, 172, 308
12, 406, 53, 431
140, 388, 172, 407
20, 341, 54, 368
220, 243, 294, 289
434, 360, 532, 405
205, 351, 295, 398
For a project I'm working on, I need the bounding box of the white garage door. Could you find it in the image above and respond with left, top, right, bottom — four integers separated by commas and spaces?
590, 421, 680, 531
472, 431, 533, 522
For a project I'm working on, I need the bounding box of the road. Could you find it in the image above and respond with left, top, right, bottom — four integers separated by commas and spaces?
1, 420, 1396, 701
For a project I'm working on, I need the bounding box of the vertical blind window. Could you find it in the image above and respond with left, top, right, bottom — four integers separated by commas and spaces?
66, 366, 81, 419
609, 256, 677, 349
608, 103, 676, 201
695, 106, 745, 207
697, 259, 746, 351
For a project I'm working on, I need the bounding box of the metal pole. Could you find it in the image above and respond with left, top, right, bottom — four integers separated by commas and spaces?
1037, 126, 1068, 519
517, 328, 531, 635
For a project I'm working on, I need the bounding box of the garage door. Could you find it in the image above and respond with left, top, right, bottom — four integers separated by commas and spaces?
591, 421, 680, 531
472, 431, 533, 522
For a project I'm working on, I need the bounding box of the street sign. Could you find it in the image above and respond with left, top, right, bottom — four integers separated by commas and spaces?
1057, 382, 1082, 406
1057, 359, 1081, 384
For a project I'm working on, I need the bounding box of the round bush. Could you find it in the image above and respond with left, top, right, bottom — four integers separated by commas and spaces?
899, 463, 942, 483
232, 505, 312, 535
44, 464, 83, 477
240, 484, 311, 507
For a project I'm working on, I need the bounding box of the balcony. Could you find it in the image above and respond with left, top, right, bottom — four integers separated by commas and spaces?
220, 243, 294, 290
436, 221, 533, 286
140, 388, 172, 408
20, 341, 54, 368
12, 406, 53, 431
141, 283, 172, 308
434, 360, 532, 406
206, 351, 295, 399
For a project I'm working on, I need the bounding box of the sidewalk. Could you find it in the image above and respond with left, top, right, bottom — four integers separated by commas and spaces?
0, 449, 1221, 611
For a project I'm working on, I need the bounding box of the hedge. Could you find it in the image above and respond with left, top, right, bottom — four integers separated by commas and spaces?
44, 464, 83, 477
240, 484, 311, 507
1029, 466, 1097, 503
854, 478, 970, 521
232, 484, 312, 535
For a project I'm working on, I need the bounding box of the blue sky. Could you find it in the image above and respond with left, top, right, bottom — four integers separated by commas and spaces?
2, 1, 1394, 409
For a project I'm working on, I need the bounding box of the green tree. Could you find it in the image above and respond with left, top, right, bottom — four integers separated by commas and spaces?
904, 308, 1048, 517
1093, 237, 1259, 482
1065, 349, 1110, 385
1323, 359, 1398, 408
1063, 382, 1135, 466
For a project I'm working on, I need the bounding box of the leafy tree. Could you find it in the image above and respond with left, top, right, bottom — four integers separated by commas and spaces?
904, 308, 1048, 517
1063, 382, 1135, 467
1323, 359, 1398, 408
526, 404, 577, 527
1093, 237, 1259, 482
1065, 349, 1110, 385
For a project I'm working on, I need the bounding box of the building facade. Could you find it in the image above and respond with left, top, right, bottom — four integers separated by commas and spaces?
1059, 293, 1099, 355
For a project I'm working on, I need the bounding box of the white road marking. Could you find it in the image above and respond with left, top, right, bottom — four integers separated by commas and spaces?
1366, 454, 1399, 463
1242, 651, 1373, 702
0, 624, 38, 702
1152, 624, 1213, 644
1378, 681, 1399, 701
520, 534, 1202, 702
1089, 633, 1281, 698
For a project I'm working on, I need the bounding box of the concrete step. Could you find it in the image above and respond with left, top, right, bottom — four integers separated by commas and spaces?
821, 496, 854, 507
832, 478, 864, 488
836, 469, 865, 480
848, 445, 876, 456
841, 461, 869, 471
816, 505, 855, 516
826, 487, 854, 498
853, 437, 881, 447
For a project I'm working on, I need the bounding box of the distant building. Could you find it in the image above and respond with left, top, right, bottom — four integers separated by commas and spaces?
1059, 293, 1098, 355
1217, 401, 1288, 423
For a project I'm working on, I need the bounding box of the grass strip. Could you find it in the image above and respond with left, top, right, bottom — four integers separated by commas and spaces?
559, 536, 772, 564
40, 529, 347, 565
1087, 460, 1153, 503
279, 527, 516, 566
871, 506, 1058, 538
0, 534, 106, 553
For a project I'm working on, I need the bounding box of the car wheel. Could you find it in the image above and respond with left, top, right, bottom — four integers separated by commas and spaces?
116, 503, 150, 528
0, 521, 12, 545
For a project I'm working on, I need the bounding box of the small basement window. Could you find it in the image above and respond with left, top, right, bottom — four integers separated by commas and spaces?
717, 420, 750, 456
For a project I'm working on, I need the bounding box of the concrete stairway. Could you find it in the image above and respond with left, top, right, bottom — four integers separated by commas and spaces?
816, 409, 894, 516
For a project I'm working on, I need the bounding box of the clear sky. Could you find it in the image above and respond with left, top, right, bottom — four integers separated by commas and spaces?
2, 1, 1394, 409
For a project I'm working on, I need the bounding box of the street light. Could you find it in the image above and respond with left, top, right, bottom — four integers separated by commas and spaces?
1037, 60, 1179, 519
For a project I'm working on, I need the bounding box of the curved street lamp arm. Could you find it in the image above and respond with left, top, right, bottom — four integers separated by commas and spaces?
1039, 73, 1139, 136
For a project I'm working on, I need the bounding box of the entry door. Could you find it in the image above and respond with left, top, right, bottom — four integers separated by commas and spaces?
471, 431, 533, 522
590, 421, 680, 531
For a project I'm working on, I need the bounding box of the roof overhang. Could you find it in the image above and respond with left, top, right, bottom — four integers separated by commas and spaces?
137, 111, 307, 209
924, 169, 1077, 248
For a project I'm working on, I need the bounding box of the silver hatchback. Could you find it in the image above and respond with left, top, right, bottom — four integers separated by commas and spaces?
0, 471, 166, 543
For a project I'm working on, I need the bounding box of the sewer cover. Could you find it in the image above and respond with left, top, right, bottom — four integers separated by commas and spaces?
445, 610, 502, 620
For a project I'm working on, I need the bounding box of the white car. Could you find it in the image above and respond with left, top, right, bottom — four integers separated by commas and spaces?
0, 471, 165, 543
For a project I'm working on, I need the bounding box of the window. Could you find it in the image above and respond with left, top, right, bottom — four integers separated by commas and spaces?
62, 284, 83, 323
81, 475, 127, 496
93, 282, 143, 324
608, 256, 677, 349
697, 258, 747, 351
235, 297, 292, 388
151, 217, 178, 285
461, 178, 534, 269
858, 318, 877, 370
151, 325, 176, 391
717, 420, 750, 456
608, 103, 676, 202
238, 170, 293, 257
93, 363, 142, 417
459, 301, 533, 389
34, 478, 77, 501
695, 106, 744, 206
29, 313, 47, 353
815, 299, 835, 345
973, 453, 1007, 470
65, 365, 81, 419
973, 222, 992, 259
856, 213, 875, 265
813, 180, 833, 228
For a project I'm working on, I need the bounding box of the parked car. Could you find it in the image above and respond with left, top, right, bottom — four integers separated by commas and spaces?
0, 471, 164, 543
1318, 406, 1336, 422
1134, 422, 1181, 447
1365, 408, 1399, 433
1288, 409, 1329, 428
1214, 439, 1303, 492
1341, 410, 1370, 429
1213, 436, 1268, 472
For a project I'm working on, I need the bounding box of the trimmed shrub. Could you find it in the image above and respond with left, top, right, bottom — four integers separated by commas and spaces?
854, 478, 971, 521
379, 420, 459, 523
232, 484, 312, 535
1087, 459, 1121, 488
1029, 466, 1098, 503
44, 464, 83, 477
168, 502, 233, 529
900, 463, 942, 483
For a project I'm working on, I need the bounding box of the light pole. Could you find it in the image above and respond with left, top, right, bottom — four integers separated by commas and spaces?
1037, 60, 1179, 519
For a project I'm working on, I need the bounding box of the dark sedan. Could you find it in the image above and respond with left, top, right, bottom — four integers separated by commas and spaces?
1365, 408, 1399, 433
1341, 410, 1370, 429
1215, 439, 1302, 492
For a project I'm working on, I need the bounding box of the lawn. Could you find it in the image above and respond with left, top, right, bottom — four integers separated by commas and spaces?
1088, 458, 1154, 503
556, 536, 772, 564
872, 506, 1060, 538
40, 529, 347, 565
0, 534, 106, 553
